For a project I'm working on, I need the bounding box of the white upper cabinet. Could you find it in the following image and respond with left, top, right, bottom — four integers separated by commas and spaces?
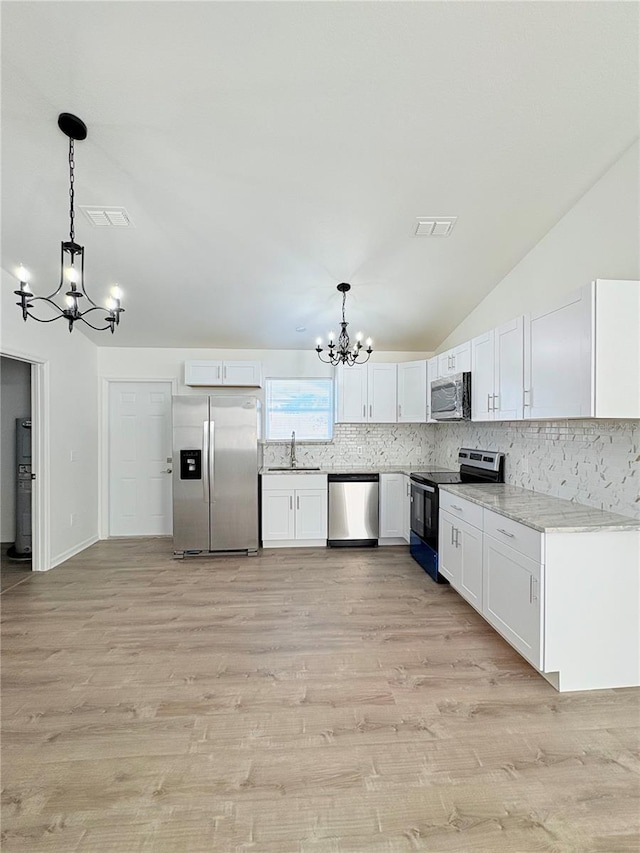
524, 280, 639, 419
368, 363, 398, 423
335, 363, 397, 423
471, 318, 524, 421
471, 331, 495, 421
494, 317, 524, 420
335, 364, 368, 423
438, 342, 471, 377
397, 360, 427, 423
184, 360, 262, 387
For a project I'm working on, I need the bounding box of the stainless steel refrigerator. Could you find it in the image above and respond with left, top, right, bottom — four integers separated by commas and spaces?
172, 395, 258, 556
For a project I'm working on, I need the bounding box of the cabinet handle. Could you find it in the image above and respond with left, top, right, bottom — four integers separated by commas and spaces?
369, 404, 372, 418
455, 528, 460, 548
223, 365, 227, 380
487, 393, 492, 412
363, 404, 366, 418
529, 575, 534, 603
290, 496, 293, 510
523, 388, 531, 408
451, 525, 455, 545
297, 496, 300, 510
451, 504, 463, 512
532, 577, 538, 602
497, 527, 514, 538
398, 404, 402, 418
217, 365, 221, 380
493, 394, 498, 411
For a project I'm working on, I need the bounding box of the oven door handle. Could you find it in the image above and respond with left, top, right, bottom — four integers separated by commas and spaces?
410, 481, 435, 494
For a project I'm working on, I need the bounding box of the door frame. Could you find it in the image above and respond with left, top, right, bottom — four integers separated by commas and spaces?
100, 377, 178, 539
1, 347, 49, 572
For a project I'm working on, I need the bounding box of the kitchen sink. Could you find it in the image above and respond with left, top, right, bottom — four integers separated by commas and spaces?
265, 466, 321, 472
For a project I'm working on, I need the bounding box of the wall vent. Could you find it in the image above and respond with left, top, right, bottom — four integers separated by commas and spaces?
414, 216, 457, 237
80, 206, 133, 227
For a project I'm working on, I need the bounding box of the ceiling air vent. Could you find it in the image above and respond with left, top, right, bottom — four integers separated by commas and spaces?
414, 217, 457, 237
80, 206, 133, 227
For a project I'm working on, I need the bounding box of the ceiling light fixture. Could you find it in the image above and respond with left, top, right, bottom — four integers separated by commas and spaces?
315, 283, 373, 367
14, 113, 124, 334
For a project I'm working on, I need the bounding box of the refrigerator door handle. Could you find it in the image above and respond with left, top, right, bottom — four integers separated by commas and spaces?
203, 421, 210, 502
209, 420, 215, 498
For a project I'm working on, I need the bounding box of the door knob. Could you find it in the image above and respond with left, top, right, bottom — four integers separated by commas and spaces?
164, 468, 173, 473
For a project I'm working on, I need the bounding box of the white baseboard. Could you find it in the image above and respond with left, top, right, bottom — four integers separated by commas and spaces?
48, 534, 99, 571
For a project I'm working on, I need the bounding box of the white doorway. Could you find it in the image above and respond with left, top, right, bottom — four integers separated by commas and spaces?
107, 381, 173, 536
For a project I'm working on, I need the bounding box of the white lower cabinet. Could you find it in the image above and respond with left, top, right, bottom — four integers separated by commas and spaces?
402, 475, 411, 543
261, 474, 327, 547
379, 473, 405, 542
439, 510, 483, 611
483, 535, 542, 669
438, 489, 640, 692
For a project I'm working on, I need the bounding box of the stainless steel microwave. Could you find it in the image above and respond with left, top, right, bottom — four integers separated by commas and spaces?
430, 372, 471, 421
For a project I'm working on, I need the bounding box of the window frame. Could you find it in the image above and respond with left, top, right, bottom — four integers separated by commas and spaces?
264, 377, 334, 443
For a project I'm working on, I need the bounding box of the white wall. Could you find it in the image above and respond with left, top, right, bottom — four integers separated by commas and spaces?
1, 356, 31, 541
98, 346, 431, 395
437, 139, 640, 350
1, 268, 99, 568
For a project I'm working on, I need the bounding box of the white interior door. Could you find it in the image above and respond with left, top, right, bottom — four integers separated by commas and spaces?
109, 382, 173, 536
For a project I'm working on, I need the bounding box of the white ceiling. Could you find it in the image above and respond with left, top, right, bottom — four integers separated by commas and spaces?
2, 1, 638, 350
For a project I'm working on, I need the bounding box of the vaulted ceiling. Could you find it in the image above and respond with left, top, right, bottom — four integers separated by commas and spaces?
2, 1, 638, 350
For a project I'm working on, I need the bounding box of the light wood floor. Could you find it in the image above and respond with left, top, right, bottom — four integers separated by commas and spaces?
1, 539, 639, 852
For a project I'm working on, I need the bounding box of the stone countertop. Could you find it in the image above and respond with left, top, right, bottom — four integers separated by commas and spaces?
259, 466, 417, 475
440, 483, 640, 533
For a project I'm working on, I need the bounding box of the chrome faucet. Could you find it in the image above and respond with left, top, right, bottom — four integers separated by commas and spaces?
290, 430, 297, 469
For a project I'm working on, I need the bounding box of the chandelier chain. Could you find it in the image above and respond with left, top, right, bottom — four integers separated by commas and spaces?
68, 138, 75, 243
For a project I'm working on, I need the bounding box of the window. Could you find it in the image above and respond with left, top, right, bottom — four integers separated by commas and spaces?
265, 378, 334, 441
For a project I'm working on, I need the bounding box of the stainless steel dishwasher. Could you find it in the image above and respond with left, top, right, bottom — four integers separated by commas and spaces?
328, 473, 379, 547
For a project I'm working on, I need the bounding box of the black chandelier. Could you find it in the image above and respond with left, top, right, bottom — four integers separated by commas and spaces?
315, 283, 373, 366
14, 113, 124, 334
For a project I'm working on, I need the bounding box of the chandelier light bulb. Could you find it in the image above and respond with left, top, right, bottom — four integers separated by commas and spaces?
366, 338, 373, 347
356, 332, 363, 342
328, 331, 335, 342
17, 264, 29, 282
65, 294, 76, 308
316, 337, 323, 346
111, 285, 122, 301
66, 266, 79, 284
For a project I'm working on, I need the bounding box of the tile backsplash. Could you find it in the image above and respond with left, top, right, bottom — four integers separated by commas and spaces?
263, 423, 434, 469
263, 419, 639, 520
433, 420, 640, 520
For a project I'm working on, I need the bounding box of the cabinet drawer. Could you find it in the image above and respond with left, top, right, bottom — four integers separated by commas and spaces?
484, 509, 542, 562
439, 491, 483, 530
261, 473, 327, 491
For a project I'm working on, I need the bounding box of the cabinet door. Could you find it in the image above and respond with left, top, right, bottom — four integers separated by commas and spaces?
524, 287, 593, 419
438, 510, 460, 585
397, 361, 427, 423
335, 365, 367, 423
483, 535, 542, 668
222, 361, 262, 387
438, 351, 453, 377
379, 474, 404, 538
494, 317, 524, 421
262, 490, 295, 541
368, 363, 397, 423
184, 360, 223, 386
295, 489, 328, 540
471, 330, 495, 421
402, 475, 411, 543
452, 342, 471, 373
456, 517, 483, 612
